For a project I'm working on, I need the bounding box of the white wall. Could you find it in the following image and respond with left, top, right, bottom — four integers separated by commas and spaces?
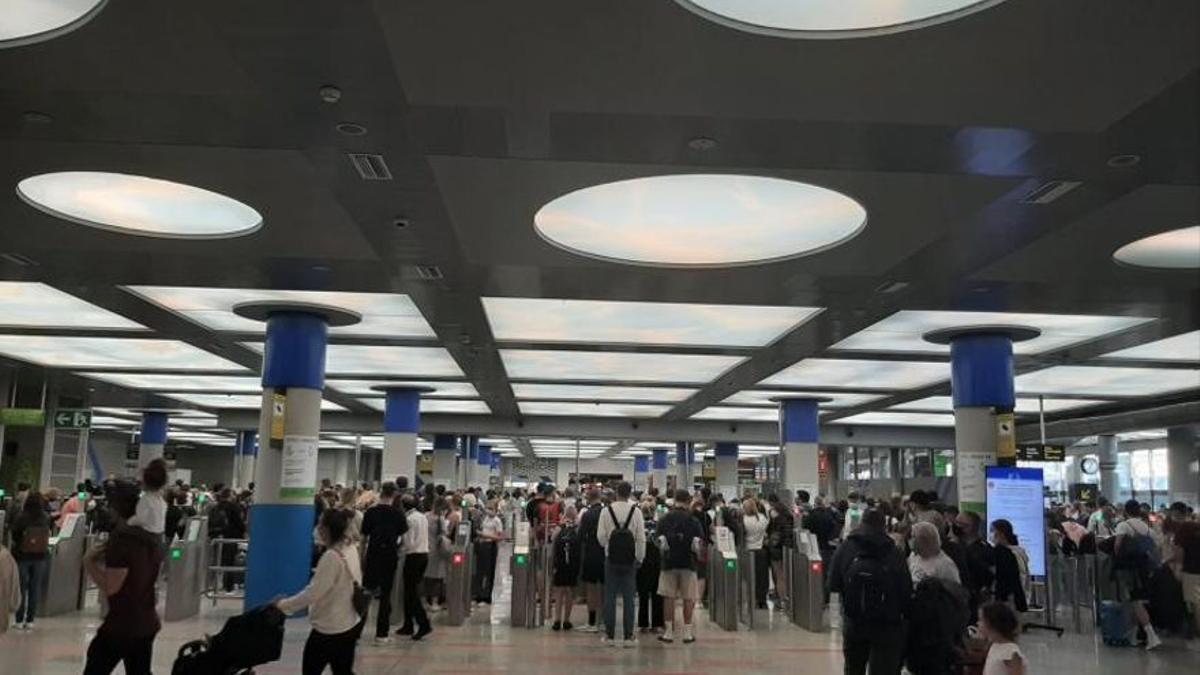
555, 458, 635, 486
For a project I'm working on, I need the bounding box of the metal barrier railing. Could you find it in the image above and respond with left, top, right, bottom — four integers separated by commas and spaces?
206, 537, 247, 605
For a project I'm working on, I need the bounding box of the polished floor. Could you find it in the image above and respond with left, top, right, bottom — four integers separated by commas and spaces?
5, 552, 1197, 674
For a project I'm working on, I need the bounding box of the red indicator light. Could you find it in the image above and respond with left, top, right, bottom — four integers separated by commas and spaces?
810, 562, 823, 573
452, 553, 465, 565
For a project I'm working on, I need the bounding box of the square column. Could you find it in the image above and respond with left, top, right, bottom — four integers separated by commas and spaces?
432, 434, 457, 488
633, 456, 649, 492
651, 448, 669, 493
379, 386, 430, 487
138, 411, 169, 468
714, 442, 738, 499
776, 397, 824, 505
676, 442, 694, 488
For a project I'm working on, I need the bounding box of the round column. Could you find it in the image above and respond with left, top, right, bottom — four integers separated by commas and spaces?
1167, 427, 1197, 507
477, 444, 493, 489
236, 301, 359, 611
236, 430, 258, 489
714, 441, 739, 498
462, 435, 479, 488
432, 434, 457, 487
377, 386, 430, 487
651, 448, 669, 493
926, 325, 1039, 515
633, 456, 650, 492
138, 411, 169, 468
1096, 434, 1119, 501
775, 397, 826, 503
676, 441, 694, 489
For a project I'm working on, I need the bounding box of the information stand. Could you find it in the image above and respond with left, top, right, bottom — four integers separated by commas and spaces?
986, 466, 1062, 636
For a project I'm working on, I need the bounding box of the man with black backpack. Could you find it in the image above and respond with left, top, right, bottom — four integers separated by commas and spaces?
656, 489, 704, 644
829, 509, 912, 675
596, 481, 645, 647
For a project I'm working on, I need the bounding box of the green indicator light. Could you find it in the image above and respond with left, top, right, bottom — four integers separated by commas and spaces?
515, 554, 527, 566
171, 548, 183, 560
725, 559, 736, 571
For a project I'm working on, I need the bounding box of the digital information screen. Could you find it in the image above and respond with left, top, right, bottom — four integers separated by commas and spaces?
986, 466, 1046, 579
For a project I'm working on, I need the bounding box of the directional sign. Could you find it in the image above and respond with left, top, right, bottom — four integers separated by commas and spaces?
53, 409, 92, 429
1016, 444, 1066, 462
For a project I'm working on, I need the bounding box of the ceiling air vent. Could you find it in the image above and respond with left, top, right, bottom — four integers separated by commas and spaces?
0, 253, 38, 266
414, 265, 443, 280
1020, 180, 1081, 204
348, 153, 392, 181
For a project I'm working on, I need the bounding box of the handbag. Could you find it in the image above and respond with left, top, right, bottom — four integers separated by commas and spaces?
335, 550, 371, 618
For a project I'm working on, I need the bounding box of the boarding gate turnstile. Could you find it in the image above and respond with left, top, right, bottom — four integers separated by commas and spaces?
165, 516, 208, 621
38, 513, 87, 617
444, 522, 474, 626
510, 519, 542, 628
787, 529, 826, 632
706, 526, 740, 631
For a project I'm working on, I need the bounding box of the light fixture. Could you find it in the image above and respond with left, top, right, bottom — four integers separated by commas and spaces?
518, 402, 671, 418
761, 358, 947, 389
126, 286, 435, 338
483, 297, 819, 347
17, 172, 261, 239
0, 336, 245, 371
165, 393, 344, 411
500, 349, 744, 384
1112, 226, 1200, 270
830, 412, 956, 427
832, 310, 1150, 355
336, 122, 367, 136
673, 0, 1007, 39
719, 390, 883, 408
691, 407, 780, 422
1101, 331, 1200, 363
512, 383, 696, 403
327, 380, 479, 398
1, 0, 107, 48
0, 281, 143, 329
1015, 366, 1200, 398
533, 174, 865, 267
890, 396, 1109, 414
78, 372, 261, 392
242, 343, 463, 378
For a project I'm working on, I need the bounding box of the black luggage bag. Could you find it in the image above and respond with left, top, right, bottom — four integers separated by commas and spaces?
172, 604, 286, 675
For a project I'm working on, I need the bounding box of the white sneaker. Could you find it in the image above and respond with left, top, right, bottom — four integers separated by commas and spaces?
602, 636, 617, 647
683, 624, 695, 644
621, 637, 637, 649
575, 623, 599, 633
658, 629, 675, 643
373, 636, 394, 645
1145, 633, 1162, 651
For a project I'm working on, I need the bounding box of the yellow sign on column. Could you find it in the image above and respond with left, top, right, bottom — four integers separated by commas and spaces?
271, 391, 286, 441
996, 412, 1016, 463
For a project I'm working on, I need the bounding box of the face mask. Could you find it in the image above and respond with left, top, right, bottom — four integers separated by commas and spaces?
951, 524, 966, 537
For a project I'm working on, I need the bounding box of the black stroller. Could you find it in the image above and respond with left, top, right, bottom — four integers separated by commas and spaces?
172, 604, 286, 675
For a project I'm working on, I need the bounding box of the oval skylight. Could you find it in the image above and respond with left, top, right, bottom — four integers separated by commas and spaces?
534, 174, 866, 267
1, 0, 107, 48
1112, 226, 1200, 270
674, 0, 1006, 38
16, 171, 262, 239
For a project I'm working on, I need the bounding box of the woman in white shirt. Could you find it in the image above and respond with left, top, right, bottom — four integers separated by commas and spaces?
907, 521, 961, 585
742, 498, 770, 609
276, 508, 363, 675
398, 497, 433, 640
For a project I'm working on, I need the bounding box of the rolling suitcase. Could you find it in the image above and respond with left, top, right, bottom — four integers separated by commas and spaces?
1099, 600, 1133, 646
172, 604, 286, 674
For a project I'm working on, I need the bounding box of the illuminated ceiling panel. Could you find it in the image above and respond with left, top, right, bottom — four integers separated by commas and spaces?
1, 0, 108, 48
719, 389, 884, 408
0, 282, 143, 330
327, 380, 479, 398
126, 286, 435, 338
93, 407, 214, 419
691, 406, 779, 422
358, 398, 490, 414
831, 310, 1150, 355
761, 358, 946, 389
78, 372, 261, 392
483, 297, 818, 347
518, 401, 671, 418
1112, 226, 1200, 270
512, 383, 696, 402
1102, 331, 1200, 363
500, 349, 744, 384
0, 336, 245, 371
164, 393, 344, 411
674, 0, 1007, 38
890, 396, 1110, 414
242, 344, 463, 378
830, 412, 956, 427
1015, 366, 1200, 397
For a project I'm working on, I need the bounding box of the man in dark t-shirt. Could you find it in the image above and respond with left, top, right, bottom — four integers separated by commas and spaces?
362, 481, 409, 641
83, 480, 164, 675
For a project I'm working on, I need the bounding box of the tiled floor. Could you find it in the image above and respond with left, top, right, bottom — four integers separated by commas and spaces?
4, 549, 1197, 674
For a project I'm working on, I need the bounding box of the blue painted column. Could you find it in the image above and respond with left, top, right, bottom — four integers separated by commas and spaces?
948, 332, 1019, 515
381, 387, 423, 486
651, 448, 669, 493
244, 311, 330, 610
432, 434, 457, 487
676, 442, 695, 488
138, 411, 168, 468
235, 430, 258, 489
714, 442, 739, 498
477, 444, 493, 488
633, 456, 650, 492
778, 398, 821, 501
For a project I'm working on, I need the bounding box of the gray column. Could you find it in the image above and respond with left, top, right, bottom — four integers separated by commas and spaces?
1167, 426, 1198, 506
1097, 434, 1119, 501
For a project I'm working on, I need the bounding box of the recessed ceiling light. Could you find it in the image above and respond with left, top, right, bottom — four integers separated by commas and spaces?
674, 0, 1007, 39
484, 297, 819, 347
17, 172, 262, 239
512, 383, 696, 403
126, 286, 435, 338
1102, 331, 1200, 363
687, 137, 718, 151
0, 336, 245, 371
1112, 226, 1200, 270
761, 358, 947, 390
336, 122, 367, 136
500, 349, 744, 384
534, 174, 866, 267
1105, 154, 1141, 168
832, 310, 1150, 355
0, 282, 144, 330
1, 0, 107, 48
518, 402, 671, 418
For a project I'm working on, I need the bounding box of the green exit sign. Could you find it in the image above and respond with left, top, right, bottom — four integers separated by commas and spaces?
170, 548, 183, 560
515, 554, 527, 566
724, 559, 736, 571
